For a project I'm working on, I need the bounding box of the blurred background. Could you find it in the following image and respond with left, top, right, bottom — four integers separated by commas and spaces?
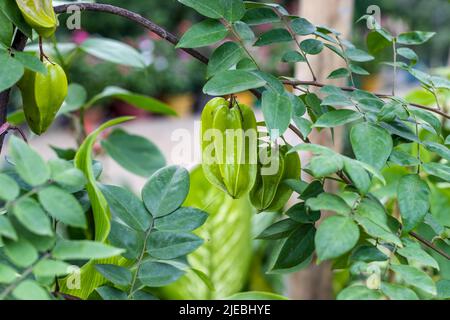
3, 0, 449, 299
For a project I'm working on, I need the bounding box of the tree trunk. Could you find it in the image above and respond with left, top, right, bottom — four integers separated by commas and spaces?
287, 0, 355, 300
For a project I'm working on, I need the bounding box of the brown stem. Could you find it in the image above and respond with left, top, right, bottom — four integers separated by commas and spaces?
0, 30, 28, 154
410, 232, 450, 260
283, 79, 450, 119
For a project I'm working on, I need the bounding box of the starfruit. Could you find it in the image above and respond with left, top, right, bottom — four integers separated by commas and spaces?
18, 60, 68, 135
250, 145, 301, 212
201, 97, 257, 199
16, 0, 58, 38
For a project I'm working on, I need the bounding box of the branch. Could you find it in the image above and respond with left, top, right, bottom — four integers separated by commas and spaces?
0, 31, 28, 154
284, 79, 450, 120
410, 232, 450, 260
54, 3, 209, 64
54, 4, 309, 143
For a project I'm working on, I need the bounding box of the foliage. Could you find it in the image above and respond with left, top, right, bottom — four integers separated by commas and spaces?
0, 0, 449, 300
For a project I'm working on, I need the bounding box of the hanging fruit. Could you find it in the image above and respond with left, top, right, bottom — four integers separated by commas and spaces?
18, 60, 68, 135
201, 97, 258, 199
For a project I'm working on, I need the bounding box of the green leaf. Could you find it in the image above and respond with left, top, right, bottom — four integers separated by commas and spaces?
397, 240, 439, 269
223, 0, 246, 22
80, 38, 147, 68
147, 231, 203, 259
6, 110, 25, 126
398, 174, 430, 232
48, 159, 87, 193
86, 86, 176, 115
0, 216, 17, 240
337, 286, 382, 300
101, 129, 165, 177
327, 67, 350, 79
0, 9, 13, 47
436, 280, 450, 299
132, 290, 158, 300
0, 173, 19, 201
261, 90, 292, 140
315, 216, 359, 262
367, 30, 392, 55
0, 263, 17, 284
95, 264, 132, 287
8, 136, 50, 186
254, 28, 292, 46
13, 51, 46, 74
12, 280, 50, 300
38, 186, 87, 229
154, 207, 208, 232
345, 48, 374, 62
291, 18, 316, 35
422, 162, 450, 182
313, 109, 362, 128
177, 19, 228, 48
224, 291, 288, 300
306, 193, 351, 215
397, 31, 435, 45
108, 220, 144, 260
308, 154, 344, 178
96, 286, 127, 300
390, 264, 436, 296
138, 260, 185, 287
244, 1, 289, 15
343, 159, 371, 194
355, 198, 401, 246
0, 0, 32, 38
281, 50, 305, 63
242, 8, 279, 25
321, 94, 353, 107
50, 146, 76, 161
203, 70, 266, 95
75, 117, 134, 241
273, 224, 315, 270
52, 240, 124, 260
350, 245, 388, 262
286, 203, 320, 224
423, 141, 450, 162
397, 47, 418, 65
142, 166, 190, 218
349, 63, 369, 75
0, 52, 24, 92
256, 219, 299, 240
350, 122, 393, 171
389, 150, 420, 167
13, 198, 53, 236
4, 238, 38, 267
411, 108, 441, 135
233, 21, 255, 42
100, 184, 151, 232
59, 83, 87, 114
178, 0, 224, 19
300, 39, 323, 55
289, 143, 336, 157
380, 282, 418, 300
33, 259, 72, 277
207, 42, 243, 78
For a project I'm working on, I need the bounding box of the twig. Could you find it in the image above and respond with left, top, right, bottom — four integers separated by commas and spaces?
0, 31, 28, 154
272, 8, 317, 81
283, 79, 450, 119
0, 123, 28, 142
410, 232, 450, 260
